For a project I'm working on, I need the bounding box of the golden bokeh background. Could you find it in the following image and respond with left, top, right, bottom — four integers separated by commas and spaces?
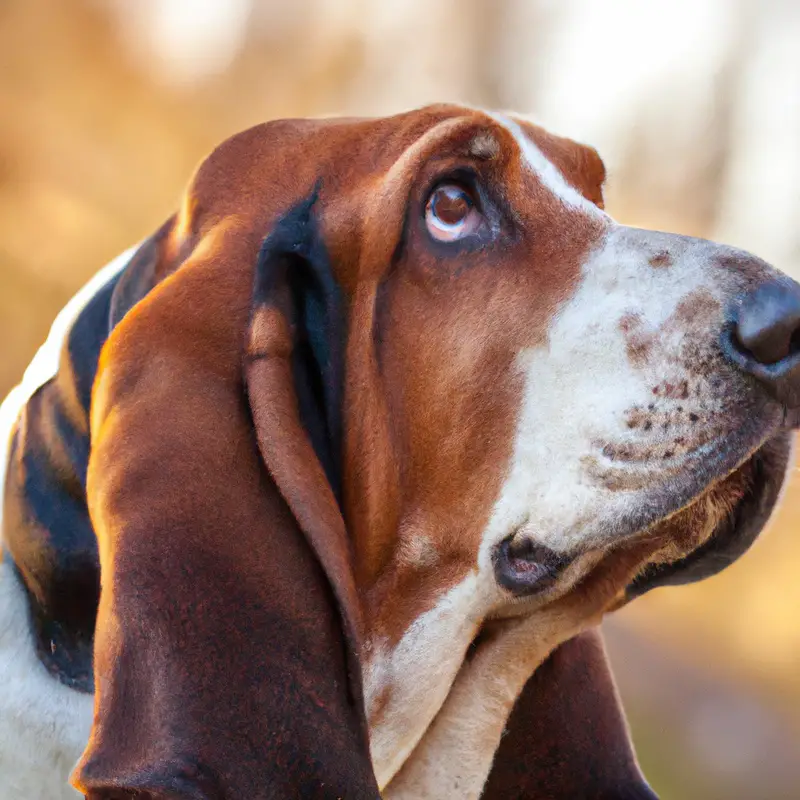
1, 1, 798, 797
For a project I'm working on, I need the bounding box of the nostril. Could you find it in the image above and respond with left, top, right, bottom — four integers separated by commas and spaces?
725, 279, 800, 408
736, 315, 797, 364
734, 281, 800, 366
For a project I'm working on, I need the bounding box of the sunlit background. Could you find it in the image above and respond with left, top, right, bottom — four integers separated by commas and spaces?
2, 1, 799, 797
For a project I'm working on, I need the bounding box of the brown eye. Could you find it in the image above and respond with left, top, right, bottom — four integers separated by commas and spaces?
425, 184, 482, 242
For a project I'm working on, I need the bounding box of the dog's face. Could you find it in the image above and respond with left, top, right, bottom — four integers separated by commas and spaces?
294, 108, 795, 782
172, 105, 795, 786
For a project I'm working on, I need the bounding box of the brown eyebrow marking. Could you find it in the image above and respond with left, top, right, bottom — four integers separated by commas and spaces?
467, 132, 500, 160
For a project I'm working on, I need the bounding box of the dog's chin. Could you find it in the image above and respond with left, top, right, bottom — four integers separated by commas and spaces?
626, 429, 795, 598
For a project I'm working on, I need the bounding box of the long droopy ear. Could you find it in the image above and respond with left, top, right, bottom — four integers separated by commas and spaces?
482, 630, 659, 800
73, 193, 378, 797
244, 185, 365, 698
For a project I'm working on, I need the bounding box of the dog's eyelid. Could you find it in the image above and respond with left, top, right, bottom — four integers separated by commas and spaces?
427, 168, 511, 228
426, 167, 482, 203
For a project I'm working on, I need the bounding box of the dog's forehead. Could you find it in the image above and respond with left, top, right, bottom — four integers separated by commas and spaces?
496, 114, 608, 209
185, 106, 605, 225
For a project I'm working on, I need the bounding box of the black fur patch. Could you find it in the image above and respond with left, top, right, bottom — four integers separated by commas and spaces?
251, 184, 346, 503
3, 273, 119, 691
108, 217, 172, 329
3, 236, 163, 691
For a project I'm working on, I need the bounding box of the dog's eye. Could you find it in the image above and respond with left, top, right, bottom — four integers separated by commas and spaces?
425, 184, 482, 242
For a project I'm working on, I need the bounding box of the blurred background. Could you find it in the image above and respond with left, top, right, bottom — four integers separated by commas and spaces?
1, 0, 799, 797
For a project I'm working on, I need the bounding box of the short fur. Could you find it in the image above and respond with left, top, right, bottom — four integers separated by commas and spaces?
0, 105, 796, 799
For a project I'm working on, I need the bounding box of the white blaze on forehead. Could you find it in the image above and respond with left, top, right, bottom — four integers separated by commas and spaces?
487, 112, 605, 217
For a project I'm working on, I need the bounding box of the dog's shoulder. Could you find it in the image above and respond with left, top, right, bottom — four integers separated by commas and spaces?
1, 243, 153, 691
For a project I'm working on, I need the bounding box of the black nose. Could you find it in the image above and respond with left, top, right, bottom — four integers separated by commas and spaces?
726, 279, 800, 407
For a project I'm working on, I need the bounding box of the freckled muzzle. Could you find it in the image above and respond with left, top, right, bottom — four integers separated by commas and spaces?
628, 276, 800, 598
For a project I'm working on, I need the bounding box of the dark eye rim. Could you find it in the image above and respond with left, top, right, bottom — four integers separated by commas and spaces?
420, 169, 493, 250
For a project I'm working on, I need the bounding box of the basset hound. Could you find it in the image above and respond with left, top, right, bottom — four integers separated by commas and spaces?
1, 105, 798, 799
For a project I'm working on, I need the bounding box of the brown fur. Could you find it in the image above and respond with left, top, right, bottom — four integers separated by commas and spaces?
71, 106, 655, 797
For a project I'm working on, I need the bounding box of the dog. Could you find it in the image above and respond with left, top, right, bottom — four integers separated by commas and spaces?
1, 105, 797, 798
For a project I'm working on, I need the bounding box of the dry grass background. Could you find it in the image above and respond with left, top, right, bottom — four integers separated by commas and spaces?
1, 1, 799, 797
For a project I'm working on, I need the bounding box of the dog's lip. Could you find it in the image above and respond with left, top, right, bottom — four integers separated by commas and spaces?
625, 426, 794, 597
493, 403, 795, 600
606, 400, 782, 516
493, 536, 574, 596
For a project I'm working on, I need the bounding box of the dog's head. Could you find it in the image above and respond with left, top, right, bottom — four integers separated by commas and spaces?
227, 107, 799, 782
77, 105, 798, 795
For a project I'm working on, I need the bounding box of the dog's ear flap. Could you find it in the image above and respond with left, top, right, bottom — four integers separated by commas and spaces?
73, 196, 378, 797
482, 630, 659, 800
243, 186, 363, 688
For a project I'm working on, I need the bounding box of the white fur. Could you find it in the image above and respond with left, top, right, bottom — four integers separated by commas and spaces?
488, 112, 605, 216
484, 225, 749, 556
0, 246, 136, 799
382, 644, 527, 800
382, 617, 561, 800
0, 558, 94, 798
366, 572, 485, 789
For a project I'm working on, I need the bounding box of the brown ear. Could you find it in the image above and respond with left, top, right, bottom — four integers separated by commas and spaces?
107, 216, 178, 329
73, 201, 378, 797
482, 629, 659, 800
244, 185, 365, 700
